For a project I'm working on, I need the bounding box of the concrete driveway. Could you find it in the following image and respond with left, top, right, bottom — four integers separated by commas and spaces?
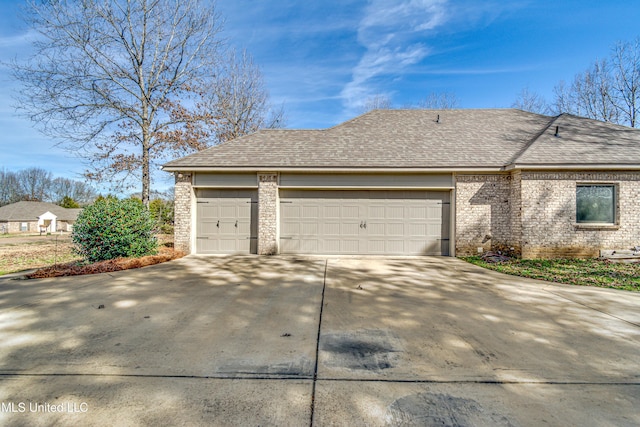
0, 256, 639, 426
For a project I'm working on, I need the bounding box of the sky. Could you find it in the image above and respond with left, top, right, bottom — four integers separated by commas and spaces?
1, 0, 640, 194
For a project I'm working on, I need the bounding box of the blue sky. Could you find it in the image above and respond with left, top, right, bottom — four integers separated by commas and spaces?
1, 0, 639, 193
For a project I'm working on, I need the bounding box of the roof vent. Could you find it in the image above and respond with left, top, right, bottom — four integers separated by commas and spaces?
554, 126, 560, 137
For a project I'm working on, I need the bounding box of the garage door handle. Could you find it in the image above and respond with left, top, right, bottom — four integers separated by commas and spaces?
235, 220, 238, 228
363, 221, 367, 229
216, 220, 219, 228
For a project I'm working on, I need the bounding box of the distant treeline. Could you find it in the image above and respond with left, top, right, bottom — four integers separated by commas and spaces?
0, 167, 97, 207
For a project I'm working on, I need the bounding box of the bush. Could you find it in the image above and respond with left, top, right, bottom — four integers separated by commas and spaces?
72, 197, 158, 262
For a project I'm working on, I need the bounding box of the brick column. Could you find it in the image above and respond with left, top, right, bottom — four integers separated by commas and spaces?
174, 172, 193, 254
258, 173, 278, 255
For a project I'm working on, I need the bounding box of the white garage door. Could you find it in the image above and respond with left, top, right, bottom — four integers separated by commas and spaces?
196, 189, 258, 254
280, 190, 450, 255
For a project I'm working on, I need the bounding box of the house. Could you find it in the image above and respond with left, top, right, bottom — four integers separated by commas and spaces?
0, 201, 82, 234
162, 109, 640, 259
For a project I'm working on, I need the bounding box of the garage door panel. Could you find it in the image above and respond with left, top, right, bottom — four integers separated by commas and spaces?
323, 239, 340, 252
323, 222, 340, 235
341, 222, 360, 235
341, 205, 360, 218
386, 240, 405, 253
324, 206, 340, 218
340, 240, 360, 253
280, 190, 450, 255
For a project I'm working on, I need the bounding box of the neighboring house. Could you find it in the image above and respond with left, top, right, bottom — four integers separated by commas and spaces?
162, 109, 640, 259
0, 201, 82, 234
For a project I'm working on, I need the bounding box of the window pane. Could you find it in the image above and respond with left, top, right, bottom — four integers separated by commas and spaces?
576, 185, 615, 223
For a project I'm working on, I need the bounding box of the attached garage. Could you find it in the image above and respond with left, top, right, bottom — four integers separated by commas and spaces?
195, 189, 258, 254
280, 190, 450, 255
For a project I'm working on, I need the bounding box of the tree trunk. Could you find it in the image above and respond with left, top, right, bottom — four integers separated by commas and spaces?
142, 123, 151, 207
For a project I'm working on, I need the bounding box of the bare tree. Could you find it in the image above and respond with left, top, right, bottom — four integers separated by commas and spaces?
49, 177, 97, 206
359, 94, 393, 114
0, 168, 96, 206
206, 49, 285, 143
416, 92, 460, 109
0, 169, 21, 206
13, 0, 224, 205
611, 38, 640, 127
17, 168, 52, 202
511, 87, 550, 114
552, 59, 618, 122
551, 48, 640, 126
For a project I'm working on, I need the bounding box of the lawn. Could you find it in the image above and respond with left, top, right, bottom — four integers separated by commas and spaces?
461, 257, 640, 292
0, 234, 179, 277
0, 235, 80, 275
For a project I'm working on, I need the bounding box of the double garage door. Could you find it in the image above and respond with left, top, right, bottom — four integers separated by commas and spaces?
280, 190, 449, 256
195, 189, 450, 255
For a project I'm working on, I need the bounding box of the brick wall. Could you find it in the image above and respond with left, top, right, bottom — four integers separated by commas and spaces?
258, 173, 278, 255
508, 170, 522, 254
520, 171, 640, 258
455, 174, 512, 256
174, 172, 193, 254
4, 221, 38, 233
455, 171, 640, 258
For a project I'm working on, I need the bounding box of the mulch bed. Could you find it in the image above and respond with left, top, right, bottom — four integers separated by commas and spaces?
26, 247, 185, 279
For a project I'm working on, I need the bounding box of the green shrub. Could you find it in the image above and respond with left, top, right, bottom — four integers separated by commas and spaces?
72, 197, 158, 262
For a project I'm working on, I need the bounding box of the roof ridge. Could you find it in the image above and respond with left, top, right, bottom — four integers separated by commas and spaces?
507, 114, 562, 166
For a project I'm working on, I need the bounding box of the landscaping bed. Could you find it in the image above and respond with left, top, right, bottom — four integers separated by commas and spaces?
462, 256, 640, 292
26, 246, 185, 278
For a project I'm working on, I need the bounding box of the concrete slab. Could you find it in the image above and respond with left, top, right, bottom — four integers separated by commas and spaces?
313, 381, 640, 426
1, 255, 639, 425
319, 258, 640, 383
0, 376, 312, 426
0, 256, 325, 378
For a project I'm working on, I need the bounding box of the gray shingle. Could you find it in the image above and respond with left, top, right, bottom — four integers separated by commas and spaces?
162, 109, 640, 170
0, 201, 81, 221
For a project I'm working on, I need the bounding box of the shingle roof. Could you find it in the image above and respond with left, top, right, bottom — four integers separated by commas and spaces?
0, 201, 81, 222
163, 109, 640, 171
512, 113, 640, 166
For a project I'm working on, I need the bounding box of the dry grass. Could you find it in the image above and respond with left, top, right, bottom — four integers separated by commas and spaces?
0, 237, 81, 275
0, 234, 180, 278
26, 246, 185, 279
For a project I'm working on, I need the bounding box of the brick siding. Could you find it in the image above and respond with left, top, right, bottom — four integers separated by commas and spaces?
258, 173, 278, 255
455, 174, 512, 256
174, 172, 193, 254
455, 171, 640, 258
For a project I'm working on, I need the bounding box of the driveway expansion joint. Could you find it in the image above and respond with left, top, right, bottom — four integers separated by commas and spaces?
543, 287, 640, 328
309, 259, 328, 427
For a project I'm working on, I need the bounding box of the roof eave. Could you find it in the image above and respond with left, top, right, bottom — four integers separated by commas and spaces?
506, 163, 640, 171
162, 166, 506, 173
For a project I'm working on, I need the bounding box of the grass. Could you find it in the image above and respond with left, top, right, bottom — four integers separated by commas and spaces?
0, 234, 177, 277
461, 256, 640, 292
0, 238, 81, 275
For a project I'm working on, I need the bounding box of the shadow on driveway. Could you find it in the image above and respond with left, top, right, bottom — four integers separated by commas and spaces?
0, 255, 639, 426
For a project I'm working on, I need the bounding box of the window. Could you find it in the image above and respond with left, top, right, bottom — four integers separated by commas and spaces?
576, 184, 616, 224
20, 222, 29, 232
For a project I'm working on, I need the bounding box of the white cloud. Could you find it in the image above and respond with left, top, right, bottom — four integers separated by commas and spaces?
0, 29, 38, 49
341, 0, 449, 111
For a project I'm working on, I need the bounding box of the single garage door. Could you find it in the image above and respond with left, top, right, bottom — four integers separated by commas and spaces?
196, 189, 257, 254
280, 190, 450, 255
